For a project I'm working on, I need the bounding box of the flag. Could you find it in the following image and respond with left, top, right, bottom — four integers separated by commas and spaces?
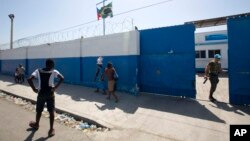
96, 2, 113, 20
96, 8, 102, 20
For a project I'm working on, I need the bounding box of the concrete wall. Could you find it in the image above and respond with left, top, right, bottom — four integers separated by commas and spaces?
0, 31, 140, 95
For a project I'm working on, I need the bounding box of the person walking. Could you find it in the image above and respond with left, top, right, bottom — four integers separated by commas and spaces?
103, 62, 119, 103
204, 54, 222, 102
94, 56, 106, 94
27, 59, 64, 137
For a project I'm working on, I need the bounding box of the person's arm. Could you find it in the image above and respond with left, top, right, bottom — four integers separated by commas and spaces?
27, 75, 38, 93
101, 68, 107, 81
204, 63, 210, 78
94, 68, 100, 81
219, 63, 222, 73
52, 73, 64, 92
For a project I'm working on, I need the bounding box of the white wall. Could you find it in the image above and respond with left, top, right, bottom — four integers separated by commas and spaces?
196, 44, 228, 69
81, 31, 140, 57
0, 30, 139, 60
195, 30, 227, 43
195, 30, 228, 69
0, 47, 27, 60
27, 39, 81, 59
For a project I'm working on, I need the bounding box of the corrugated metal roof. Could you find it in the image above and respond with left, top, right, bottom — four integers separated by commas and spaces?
185, 12, 250, 28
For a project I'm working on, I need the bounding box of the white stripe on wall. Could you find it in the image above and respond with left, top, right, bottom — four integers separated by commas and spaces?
27, 39, 81, 59
0, 47, 27, 60
81, 31, 140, 57
1, 31, 140, 60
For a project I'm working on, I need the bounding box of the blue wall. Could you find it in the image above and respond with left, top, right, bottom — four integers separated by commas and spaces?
139, 24, 196, 98
0, 56, 139, 95
228, 16, 250, 105
82, 55, 138, 94
1, 59, 26, 75
28, 58, 81, 84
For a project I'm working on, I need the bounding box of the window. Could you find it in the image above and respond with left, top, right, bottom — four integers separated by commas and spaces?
208, 50, 221, 58
196, 50, 206, 58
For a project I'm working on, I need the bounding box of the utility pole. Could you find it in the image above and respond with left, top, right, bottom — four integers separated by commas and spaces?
8, 14, 15, 49
102, 0, 106, 36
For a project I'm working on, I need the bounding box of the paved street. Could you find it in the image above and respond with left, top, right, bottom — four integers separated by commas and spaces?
0, 98, 91, 141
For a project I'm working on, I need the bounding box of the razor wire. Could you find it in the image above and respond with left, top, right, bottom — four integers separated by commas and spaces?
0, 17, 134, 50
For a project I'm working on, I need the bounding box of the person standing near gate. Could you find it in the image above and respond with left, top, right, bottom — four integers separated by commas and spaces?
204, 54, 222, 102
94, 56, 106, 95
102, 62, 119, 103
27, 59, 64, 137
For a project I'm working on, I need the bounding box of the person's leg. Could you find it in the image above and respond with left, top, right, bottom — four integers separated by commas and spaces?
14, 75, 18, 83
47, 96, 55, 136
107, 81, 111, 99
30, 96, 44, 129
111, 91, 119, 102
101, 81, 106, 95
18, 75, 21, 83
95, 82, 100, 92
209, 76, 219, 101
94, 88, 100, 92
109, 80, 118, 102
21, 74, 25, 82
49, 111, 55, 130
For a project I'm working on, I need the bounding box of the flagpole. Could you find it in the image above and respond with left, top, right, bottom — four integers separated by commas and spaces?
103, 0, 105, 36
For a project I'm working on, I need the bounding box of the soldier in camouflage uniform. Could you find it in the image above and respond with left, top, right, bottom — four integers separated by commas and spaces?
204, 54, 222, 102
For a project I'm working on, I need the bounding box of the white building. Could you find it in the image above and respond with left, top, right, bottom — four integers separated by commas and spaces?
195, 30, 228, 71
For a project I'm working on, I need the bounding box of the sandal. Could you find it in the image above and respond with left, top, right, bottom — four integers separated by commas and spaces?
48, 129, 55, 137
29, 121, 39, 130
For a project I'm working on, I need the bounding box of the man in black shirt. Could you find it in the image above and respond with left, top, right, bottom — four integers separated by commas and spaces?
27, 59, 64, 137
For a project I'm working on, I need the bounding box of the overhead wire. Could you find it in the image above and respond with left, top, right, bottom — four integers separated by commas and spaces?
53, 0, 174, 33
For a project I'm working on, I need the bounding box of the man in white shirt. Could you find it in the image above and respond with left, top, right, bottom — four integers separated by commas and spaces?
27, 59, 64, 137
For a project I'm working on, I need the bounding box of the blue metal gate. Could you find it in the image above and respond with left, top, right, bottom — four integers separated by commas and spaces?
139, 24, 196, 98
228, 16, 250, 105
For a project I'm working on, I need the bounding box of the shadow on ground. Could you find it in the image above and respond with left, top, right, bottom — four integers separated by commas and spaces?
196, 72, 228, 78
209, 101, 250, 116
1, 74, 249, 125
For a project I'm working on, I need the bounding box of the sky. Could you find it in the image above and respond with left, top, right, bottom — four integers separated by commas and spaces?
0, 0, 250, 45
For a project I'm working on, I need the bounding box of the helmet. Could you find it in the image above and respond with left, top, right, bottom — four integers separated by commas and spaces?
214, 54, 221, 59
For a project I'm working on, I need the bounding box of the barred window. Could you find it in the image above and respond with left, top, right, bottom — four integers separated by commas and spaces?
196, 50, 206, 58
208, 50, 221, 58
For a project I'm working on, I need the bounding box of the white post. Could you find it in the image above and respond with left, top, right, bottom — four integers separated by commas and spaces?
9, 14, 15, 49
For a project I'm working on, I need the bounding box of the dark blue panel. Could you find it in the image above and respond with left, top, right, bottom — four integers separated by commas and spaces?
228, 16, 250, 105
140, 25, 195, 54
28, 59, 47, 75
1, 59, 26, 75
140, 24, 196, 98
82, 55, 139, 95
28, 58, 81, 84
54, 58, 81, 84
